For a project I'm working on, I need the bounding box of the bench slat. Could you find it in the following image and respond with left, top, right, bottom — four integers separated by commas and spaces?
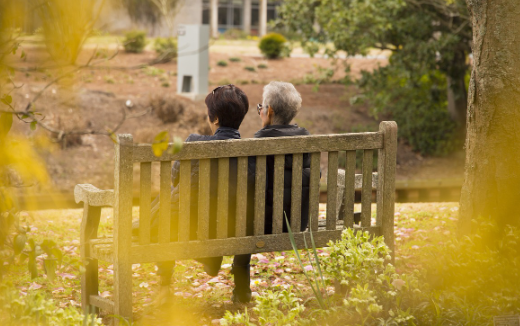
198, 159, 211, 241
254, 156, 266, 235
217, 158, 229, 239
126, 227, 381, 263
361, 150, 373, 227
272, 154, 285, 234
290, 153, 303, 233
235, 156, 248, 238
139, 162, 151, 245
159, 161, 172, 244
179, 160, 191, 242
309, 152, 320, 232
90, 295, 114, 314
132, 132, 384, 162
344, 151, 357, 228
326, 152, 338, 230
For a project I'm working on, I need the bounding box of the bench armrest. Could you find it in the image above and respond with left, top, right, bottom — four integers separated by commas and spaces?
74, 184, 114, 207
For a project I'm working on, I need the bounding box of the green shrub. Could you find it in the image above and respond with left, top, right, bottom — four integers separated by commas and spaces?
123, 30, 147, 53
257, 63, 268, 69
154, 37, 177, 62
258, 33, 289, 59
229, 57, 241, 62
0, 285, 101, 325
356, 65, 459, 156
244, 66, 256, 72
217, 60, 228, 67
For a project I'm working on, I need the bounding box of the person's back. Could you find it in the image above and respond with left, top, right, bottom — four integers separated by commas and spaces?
253, 81, 312, 234
133, 84, 253, 303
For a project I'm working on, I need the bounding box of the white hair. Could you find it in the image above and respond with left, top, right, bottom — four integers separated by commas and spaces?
262, 81, 302, 125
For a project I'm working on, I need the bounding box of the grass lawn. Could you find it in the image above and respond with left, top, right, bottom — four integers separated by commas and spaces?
4, 202, 459, 325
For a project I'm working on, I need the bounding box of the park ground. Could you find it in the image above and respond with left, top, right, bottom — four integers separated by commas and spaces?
7, 38, 465, 195
5, 202, 459, 325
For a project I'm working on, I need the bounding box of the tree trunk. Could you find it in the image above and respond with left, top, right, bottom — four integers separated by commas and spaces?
459, 0, 520, 233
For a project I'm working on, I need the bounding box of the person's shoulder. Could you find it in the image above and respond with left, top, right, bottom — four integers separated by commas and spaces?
185, 134, 214, 142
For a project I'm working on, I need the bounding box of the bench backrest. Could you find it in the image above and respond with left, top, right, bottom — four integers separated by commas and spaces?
112, 121, 397, 263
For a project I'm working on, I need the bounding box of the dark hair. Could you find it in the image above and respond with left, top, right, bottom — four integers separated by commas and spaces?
205, 85, 249, 129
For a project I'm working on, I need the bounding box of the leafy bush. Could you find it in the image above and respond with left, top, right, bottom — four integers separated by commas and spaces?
123, 30, 147, 53
154, 37, 177, 62
0, 285, 101, 325
217, 60, 228, 67
257, 63, 268, 69
229, 57, 241, 62
258, 33, 289, 59
244, 66, 256, 72
356, 65, 459, 156
221, 287, 305, 326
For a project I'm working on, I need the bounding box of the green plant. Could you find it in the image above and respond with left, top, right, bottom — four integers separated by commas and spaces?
220, 28, 249, 40
257, 63, 268, 69
217, 60, 228, 67
221, 288, 305, 326
104, 75, 115, 84
154, 37, 177, 62
229, 57, 241, 62
357, 67, 459, 155
123, 30, 147, 53
0, 285, 101, 325
258, 32, 289, 59
244, 66, 256, 72
161, 81, 170, 87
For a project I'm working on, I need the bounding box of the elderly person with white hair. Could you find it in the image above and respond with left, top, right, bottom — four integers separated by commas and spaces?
255, 81, 312, 234
231, 81, 312, 304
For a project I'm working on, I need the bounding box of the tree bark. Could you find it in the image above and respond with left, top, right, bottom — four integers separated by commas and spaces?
459, 0, 520, 232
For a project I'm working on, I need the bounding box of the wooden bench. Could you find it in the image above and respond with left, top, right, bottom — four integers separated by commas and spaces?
74, 121, 397, 322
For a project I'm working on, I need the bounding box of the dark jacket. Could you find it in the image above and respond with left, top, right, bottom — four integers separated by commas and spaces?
254, 124, 311, 234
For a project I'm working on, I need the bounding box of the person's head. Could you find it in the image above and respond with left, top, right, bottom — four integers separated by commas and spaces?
258, 81, 302, 127
205, 84, 249, 134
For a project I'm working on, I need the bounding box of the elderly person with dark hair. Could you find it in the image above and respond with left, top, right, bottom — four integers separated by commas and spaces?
255, 81, 312, 234
133, 84, 252, 303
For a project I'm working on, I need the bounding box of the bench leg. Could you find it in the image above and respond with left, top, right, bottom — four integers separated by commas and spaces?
114, 262, 133, 324
80, 205, 101, 315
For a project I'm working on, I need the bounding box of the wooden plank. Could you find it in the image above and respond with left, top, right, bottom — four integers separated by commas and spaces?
90, 295, 115, 314
309, 153, 321, 232
74, 184, 114, 207
128, 227, 381, 263
272, 155, 285, 234
361, 150, 373, 227
80, 205, 101, 314
217, 158, 229, 239
158, 161, 171, 244
113, 134, 134, 321
326, 152, 338, 230
345, 151, 356, 228
178, 160, 191, 242
378, 121, 398, 261
254, 156, 266, 235
139, 162, 151, 245
235, 156, 248, 238
290, 154, 303, 233
198, 159, 211, 240
133, 132, 384, 162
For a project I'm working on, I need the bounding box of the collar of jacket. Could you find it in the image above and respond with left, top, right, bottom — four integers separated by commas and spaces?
214, 127, 241, 139
254, 124, 309, 138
